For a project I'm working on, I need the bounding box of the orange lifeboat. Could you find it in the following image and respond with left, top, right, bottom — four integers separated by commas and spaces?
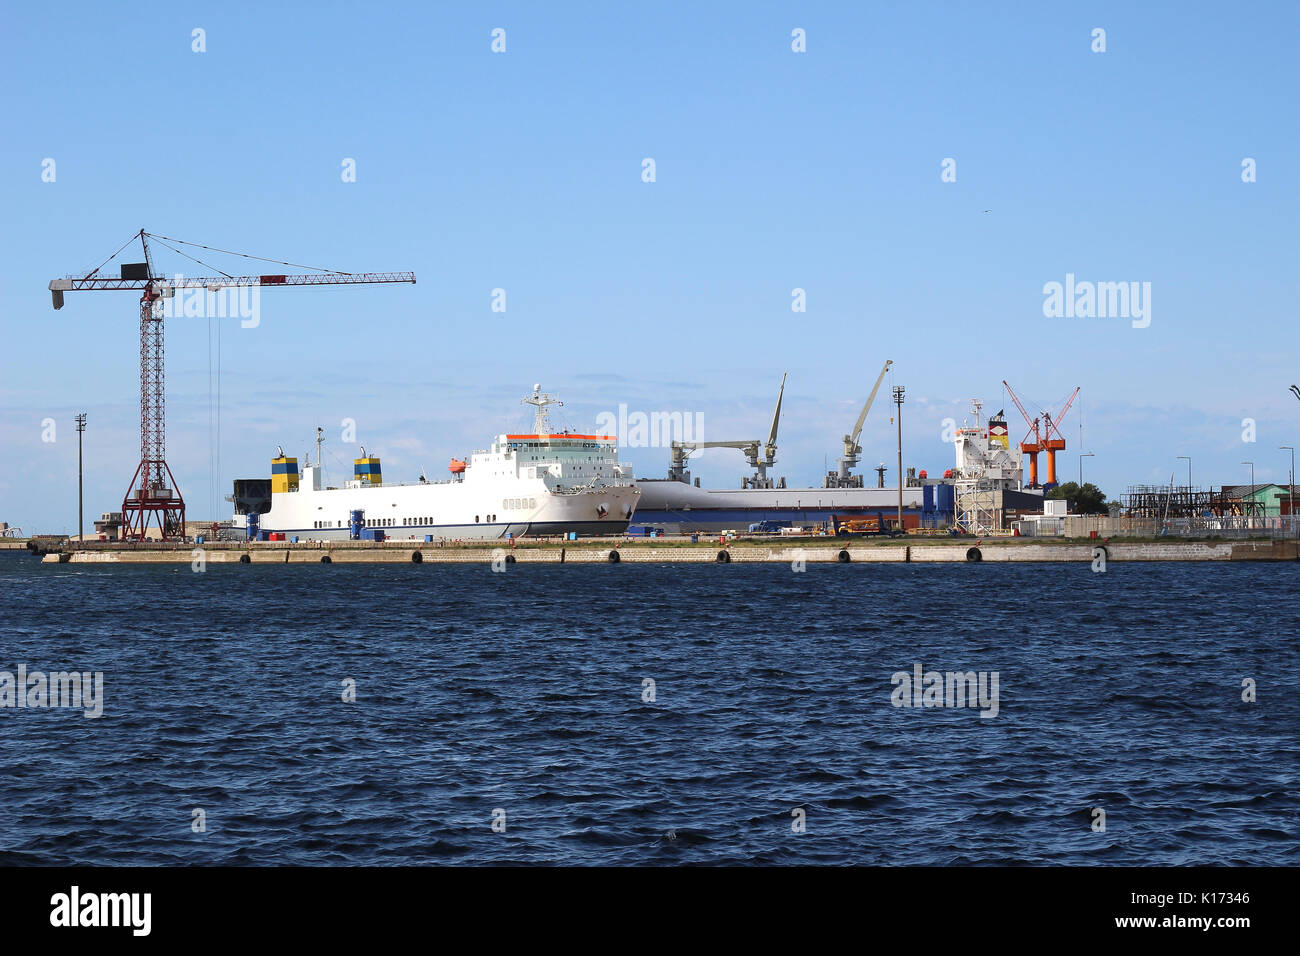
448, 458, 467, 474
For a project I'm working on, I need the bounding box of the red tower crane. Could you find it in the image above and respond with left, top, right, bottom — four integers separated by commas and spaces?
50, 230, 416, 541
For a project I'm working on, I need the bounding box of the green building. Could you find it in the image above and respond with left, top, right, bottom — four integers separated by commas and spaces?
1223, 483, 1297, 516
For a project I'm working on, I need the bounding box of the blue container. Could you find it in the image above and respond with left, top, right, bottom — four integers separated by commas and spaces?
937, 484, 955, 519
568, 532, 577, 541
195, 535, 204, 545
290, 535, 298, 544
424, 534, 433, 543
247, 513, 260, 541
349, 509, 364, 541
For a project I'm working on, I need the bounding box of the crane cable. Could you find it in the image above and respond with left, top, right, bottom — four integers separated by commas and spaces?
148, 235, 236, 280
80, 230, 143, 279
146, 232, 354, 275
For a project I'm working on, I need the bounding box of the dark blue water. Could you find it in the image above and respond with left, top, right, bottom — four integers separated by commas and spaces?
1, 553, 1296, 865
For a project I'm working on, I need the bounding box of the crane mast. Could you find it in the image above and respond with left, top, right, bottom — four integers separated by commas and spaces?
50, 229, 416, 541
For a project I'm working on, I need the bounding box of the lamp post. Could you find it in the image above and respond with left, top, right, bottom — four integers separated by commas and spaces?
893, 385, 905, 534
1080, 452, 1094, 486
75, 413, 87, 543
1281, 446, 1295, 534
1241, 460, 1255, 526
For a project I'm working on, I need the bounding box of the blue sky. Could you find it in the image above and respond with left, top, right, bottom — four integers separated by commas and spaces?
2, 1, 1297, 531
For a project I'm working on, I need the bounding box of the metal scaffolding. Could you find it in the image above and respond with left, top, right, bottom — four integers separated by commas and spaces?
955, 479, 1001, 534
1122, 485, 1264, 520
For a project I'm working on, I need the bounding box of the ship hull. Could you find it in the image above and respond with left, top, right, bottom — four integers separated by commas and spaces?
632, 479, 925, 533
253, 480, 640, 541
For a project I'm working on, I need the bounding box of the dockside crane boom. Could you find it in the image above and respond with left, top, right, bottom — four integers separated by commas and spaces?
667, 440, 762, 483
50, 229, 416, 541
826, 359, 892, 488
760, 372, 787, 481
666, 372, 788, 488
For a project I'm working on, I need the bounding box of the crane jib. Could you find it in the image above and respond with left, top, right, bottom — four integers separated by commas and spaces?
49, 271, 417, 294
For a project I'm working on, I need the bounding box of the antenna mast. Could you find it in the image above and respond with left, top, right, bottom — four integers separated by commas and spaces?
523, 384, 563, 434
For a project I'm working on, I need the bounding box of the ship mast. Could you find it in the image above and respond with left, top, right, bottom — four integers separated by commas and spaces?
315, 426, 325, 485
522, 384, 563, 435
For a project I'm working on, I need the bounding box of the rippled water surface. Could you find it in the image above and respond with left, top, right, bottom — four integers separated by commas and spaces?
1, 554, 1296, 865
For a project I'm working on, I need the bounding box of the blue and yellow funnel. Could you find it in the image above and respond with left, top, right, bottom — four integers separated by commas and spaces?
353, 454, 382, 486
271, 455, 299, 494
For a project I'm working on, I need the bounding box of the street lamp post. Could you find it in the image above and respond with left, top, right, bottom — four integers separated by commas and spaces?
75, 413, 87, 543
893, 386, 905, 534
1241, 460, 1255, 527
1281, 446, 1295, 535
1080, 452, 1094, 486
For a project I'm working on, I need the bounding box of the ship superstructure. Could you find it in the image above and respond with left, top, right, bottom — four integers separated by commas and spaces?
953, 401, 1022, 488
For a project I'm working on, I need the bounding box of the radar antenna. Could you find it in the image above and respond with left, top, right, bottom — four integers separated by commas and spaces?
523, 383, 563, 434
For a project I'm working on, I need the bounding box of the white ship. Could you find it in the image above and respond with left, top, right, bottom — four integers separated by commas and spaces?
232, 385, 640, 540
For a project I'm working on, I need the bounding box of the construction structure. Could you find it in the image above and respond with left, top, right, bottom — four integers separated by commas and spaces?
1122, 484, 1267, 520
50, 230, 415, 540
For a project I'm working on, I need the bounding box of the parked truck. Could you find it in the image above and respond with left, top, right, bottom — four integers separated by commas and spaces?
747, 520, 792, 534
829, 513, 902, 537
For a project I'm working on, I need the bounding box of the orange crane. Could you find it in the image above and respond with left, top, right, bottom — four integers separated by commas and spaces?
50, 229, 416, 541
1002, 380, 1080, 490
1040, 387, 1081, 488
1003, 380, 1043, 488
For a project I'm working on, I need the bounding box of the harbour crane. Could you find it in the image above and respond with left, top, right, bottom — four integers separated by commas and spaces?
1040, 387, 1080, 489
667, 439, 762, 484
825, 359, 893, 488
50, 229, 416, 541
666, 373, 787, 488
750, 372, 787, 488
1002, 380, 1080, 490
